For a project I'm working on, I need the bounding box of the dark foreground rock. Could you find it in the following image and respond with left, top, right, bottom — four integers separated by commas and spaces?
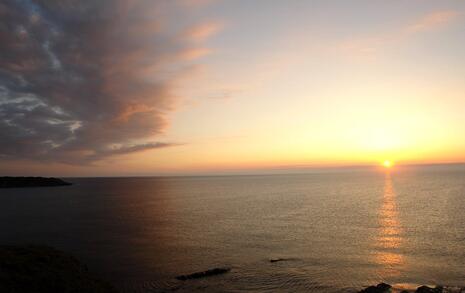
176, 267, 231, 280
0, 176, 72, 188
0, 245, 117, 293
359, 282, 391, 293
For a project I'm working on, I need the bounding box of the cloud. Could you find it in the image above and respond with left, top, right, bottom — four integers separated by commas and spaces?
183, 21, 223, 42
0, 0, 217, 164
337, 10, 460, 58
177, 0, 217, 8
179, 47, 212, 60
406, 10, 459, 33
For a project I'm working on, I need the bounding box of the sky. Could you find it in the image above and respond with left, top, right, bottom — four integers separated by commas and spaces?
1, 0, 465, 176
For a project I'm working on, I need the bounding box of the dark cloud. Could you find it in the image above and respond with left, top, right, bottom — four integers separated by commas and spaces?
0, 0, 201, 164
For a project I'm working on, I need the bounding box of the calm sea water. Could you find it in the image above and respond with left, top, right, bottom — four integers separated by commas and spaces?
1, 165, 465, 292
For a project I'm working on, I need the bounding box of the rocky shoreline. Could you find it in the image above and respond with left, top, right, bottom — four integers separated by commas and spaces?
359, 282, 465, 293
1, 246, 463, 292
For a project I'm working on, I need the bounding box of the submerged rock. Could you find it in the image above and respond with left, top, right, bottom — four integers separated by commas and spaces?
0, 177, 72, 188
0, 245, 116, 293
359, 282, 392, 293
176, 267, 231, 280
416, 285, 443, 293
270, 258, 289, 263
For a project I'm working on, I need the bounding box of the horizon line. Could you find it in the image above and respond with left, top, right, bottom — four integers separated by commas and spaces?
58, 161, 465, 179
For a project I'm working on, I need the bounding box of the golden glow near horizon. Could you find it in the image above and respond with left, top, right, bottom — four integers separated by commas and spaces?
147, 2, 465, 175
383, 160, 393, 168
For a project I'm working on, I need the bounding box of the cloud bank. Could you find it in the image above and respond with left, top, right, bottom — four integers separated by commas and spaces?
0, 0, 212, 164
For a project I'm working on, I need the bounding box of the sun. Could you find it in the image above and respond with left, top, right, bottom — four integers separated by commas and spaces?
383, 160, 393, 168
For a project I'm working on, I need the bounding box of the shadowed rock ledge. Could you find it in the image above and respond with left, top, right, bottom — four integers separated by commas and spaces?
0, 245, 117, 293
0, 177, 72, 188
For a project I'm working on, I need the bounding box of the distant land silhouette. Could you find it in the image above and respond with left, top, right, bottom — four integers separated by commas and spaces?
0, 177, 71, 188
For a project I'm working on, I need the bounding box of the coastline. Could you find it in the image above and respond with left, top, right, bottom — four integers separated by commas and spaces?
0, 177, 72, 188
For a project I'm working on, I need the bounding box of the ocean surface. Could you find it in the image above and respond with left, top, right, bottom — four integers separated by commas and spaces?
1, 165, 465, 292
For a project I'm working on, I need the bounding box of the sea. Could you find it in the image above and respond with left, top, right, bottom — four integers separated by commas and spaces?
1, 164, 465, 292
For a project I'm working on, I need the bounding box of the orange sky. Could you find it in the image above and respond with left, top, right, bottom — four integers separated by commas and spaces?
1, 1, 465, 176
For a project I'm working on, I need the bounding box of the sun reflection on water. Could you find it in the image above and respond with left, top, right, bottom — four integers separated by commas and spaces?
374, 172, 404, 276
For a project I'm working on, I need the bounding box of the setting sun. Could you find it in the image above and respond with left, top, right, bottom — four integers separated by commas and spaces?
383, 160, 393, 168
